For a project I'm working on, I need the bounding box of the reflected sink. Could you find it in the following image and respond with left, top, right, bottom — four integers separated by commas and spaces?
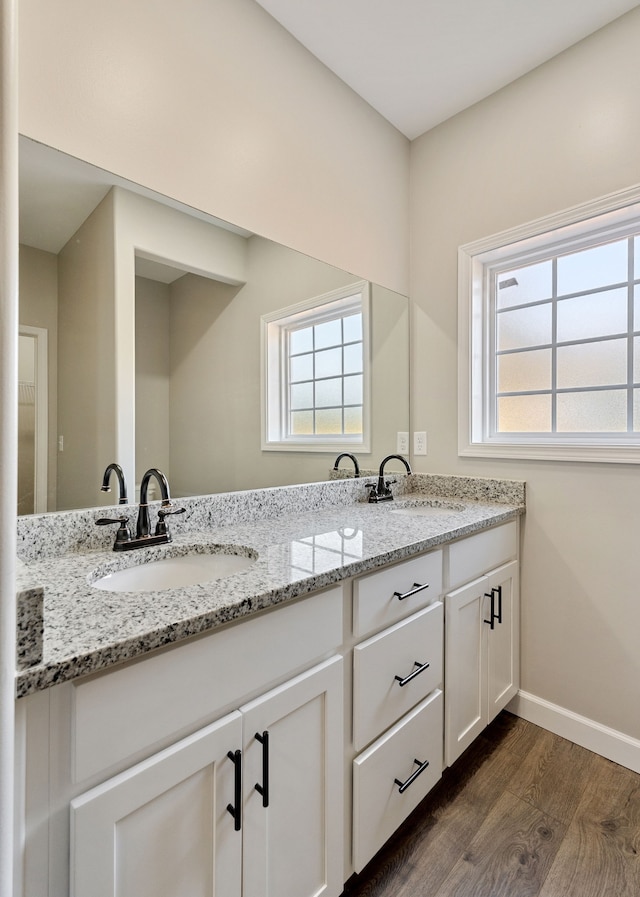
91, 547, 257, 593
390, 500, 465, 517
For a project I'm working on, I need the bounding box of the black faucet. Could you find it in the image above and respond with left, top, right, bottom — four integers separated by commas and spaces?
100, 462, 128, 504
367, 454, 412, 503
333, 452, 360, 478
96, 467, 185, 551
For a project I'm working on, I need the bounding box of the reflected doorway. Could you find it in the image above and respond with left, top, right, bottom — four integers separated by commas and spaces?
18, 326, 48, 514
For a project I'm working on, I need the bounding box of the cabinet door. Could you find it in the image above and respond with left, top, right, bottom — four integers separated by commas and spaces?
241, 656, 344, 897
444, 577, 486, 767
70, 711, 243, 897
486, 560, 519, 723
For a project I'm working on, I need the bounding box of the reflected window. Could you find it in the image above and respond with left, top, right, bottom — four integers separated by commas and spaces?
262, 282, 370, 451
460, 189, 640, 462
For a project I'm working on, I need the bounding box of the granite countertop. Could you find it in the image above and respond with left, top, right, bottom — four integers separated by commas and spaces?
15, 474, 525, 698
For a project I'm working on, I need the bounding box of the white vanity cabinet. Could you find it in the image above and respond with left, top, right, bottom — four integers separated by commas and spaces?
71, 710, 244, 897
70, 656, 343, 897
15, 515, 522, 897
18, 587, 344, 897
444, 523, 519, 767
350, 552, 445, 872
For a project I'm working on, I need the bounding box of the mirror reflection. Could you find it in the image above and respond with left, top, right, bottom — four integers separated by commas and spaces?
18, 137, 410, 514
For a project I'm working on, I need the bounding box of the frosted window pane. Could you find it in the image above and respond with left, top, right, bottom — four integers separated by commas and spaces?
291, 411, 313, 435
557, 339, 627, 389
314, 318, 342, 350
497, 304, 551, 351
635, 284, 640, 332
556, 288, 627, 342
635, 336, 640, 384
290, 326, 313, 354
344, 406, 362, 434
556, 390, 626, 432
496, 260, 552, 309
557, 239, 628, 296
635, 238, 640, 282
316, 408, 342, 434
315, 347, 342, 378
344, 374, 363, 405
290, 353, 313, 383
290, 382, 313, 410
315, 378, 342, 408
634, 389, 640, 431
343, 343, 363, 374
343, 313, 362, 342
497, 394, 551, 432
497, 349, 551, 392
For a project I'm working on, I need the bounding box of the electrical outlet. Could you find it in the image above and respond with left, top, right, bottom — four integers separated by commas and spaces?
397, 431, 409, 454
414, 431, 427, 455
58, 435, 64, 452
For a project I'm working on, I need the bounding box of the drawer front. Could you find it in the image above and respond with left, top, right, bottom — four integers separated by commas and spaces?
353, 689, 443, 873
353, 602, 443, 751
72, 586, 343, 784
353, 549, 443, 639
448, 521, 517, 590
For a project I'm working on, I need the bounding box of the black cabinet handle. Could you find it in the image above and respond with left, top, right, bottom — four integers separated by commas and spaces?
484, 585, 503, 629
394, 758, 430, 794
254, 730, 269, 808
226, 749, 242, 831
393, 582, 429, 601
394, 660, 430, 687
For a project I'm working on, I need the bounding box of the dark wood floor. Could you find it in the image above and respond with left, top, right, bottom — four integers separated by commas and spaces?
342, 712, 640, 897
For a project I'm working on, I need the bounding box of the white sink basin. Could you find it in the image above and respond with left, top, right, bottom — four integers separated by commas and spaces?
390, 500, 465, 517
92, 548, 257, 593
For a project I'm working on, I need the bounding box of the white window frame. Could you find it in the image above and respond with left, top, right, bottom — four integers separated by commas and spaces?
261, 281, 371, 453
459, 183, 640, 464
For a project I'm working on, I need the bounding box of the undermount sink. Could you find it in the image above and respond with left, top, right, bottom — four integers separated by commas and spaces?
91, 547, 257, 593
390, 500, 465, 517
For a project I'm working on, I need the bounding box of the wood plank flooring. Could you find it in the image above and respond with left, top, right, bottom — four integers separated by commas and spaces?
342, 712, 640, 897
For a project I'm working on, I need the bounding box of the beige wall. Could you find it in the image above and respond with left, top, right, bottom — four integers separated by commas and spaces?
410, 8, 640, 741
18, 244, 58, 511
57, 192, 116, 511
18, 0, 410, 295
135, 277, 171, 488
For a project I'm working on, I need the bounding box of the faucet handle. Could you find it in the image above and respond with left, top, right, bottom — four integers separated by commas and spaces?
96, 516, 133, 547
155, 506, 186, 536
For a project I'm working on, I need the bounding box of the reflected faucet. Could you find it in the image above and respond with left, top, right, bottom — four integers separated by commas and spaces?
97, 467, 185, 551
367, 454, 412, 503
100, 462, 128, 505
333, 452, 360, 478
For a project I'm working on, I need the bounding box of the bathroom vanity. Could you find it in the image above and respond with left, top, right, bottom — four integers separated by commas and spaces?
14, 474, 524, 897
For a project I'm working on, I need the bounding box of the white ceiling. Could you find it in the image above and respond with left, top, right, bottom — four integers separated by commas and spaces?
255, 0, 640, 139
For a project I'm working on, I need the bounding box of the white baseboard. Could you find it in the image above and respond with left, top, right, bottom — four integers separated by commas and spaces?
507, 691, 640, 775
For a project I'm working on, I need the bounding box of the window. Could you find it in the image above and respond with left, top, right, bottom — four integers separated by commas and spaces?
262, 281, 370, 452
459, 185, 640, 463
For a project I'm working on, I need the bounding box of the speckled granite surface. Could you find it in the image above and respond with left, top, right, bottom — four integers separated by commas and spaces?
15, 474, 524, 698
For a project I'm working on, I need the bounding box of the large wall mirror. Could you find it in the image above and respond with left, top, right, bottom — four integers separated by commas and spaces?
18, 136, 410, 514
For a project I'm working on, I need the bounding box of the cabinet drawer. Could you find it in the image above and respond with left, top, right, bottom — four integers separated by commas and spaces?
353, 602, 443, 751
353, 550, 442, 638
352, 689, 443, 873
448, 522, 517, 589
71, 586, 343, 783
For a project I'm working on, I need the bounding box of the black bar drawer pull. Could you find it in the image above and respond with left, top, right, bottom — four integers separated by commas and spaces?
394, 758, 430, 794
394, 660, 430, 687
484, 585, 503, 630
226, 749, 242, 831
393, 582, 429, 601
254, 730, 269, 808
